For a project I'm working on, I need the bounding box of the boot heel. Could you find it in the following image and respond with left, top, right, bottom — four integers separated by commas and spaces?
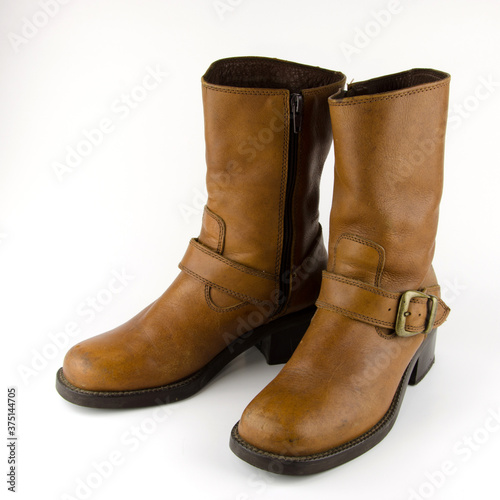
256, 307, 315, 365
409, 329, 437, 386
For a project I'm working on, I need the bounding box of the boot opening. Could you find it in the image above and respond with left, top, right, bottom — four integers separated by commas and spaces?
203, 56, 344, 92
343, 68, 449, 98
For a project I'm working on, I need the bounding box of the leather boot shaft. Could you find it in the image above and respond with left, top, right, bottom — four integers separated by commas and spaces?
57, 57, 346, 403
328, 69, 450, 293
201, 57, 345, 315
233, 69, 451, 473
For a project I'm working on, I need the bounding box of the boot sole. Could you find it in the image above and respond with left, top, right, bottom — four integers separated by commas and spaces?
229, 328, 437, 475
55, 306, 315, 409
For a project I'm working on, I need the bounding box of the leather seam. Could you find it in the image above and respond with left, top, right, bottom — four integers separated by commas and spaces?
276, 94, 289, 277
328, 81, 449, 106
375, 326, 394, 340
316, 299, 448, 332
180, 264, 262, 305
204, 285, 247, 313
323, 273, 443, 306
190, 239, 277, 281
332, 234, 385, 286
323, 273, 444, 307
319, 275, 448, 330
204, 207, 225, 254
283, 100, 304, 313
322, 272, 398, 299
58, 367, 199, 396
202, 84, 287, 97
316, 300, 395, 328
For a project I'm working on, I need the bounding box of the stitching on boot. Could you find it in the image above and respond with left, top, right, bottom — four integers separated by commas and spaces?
328, 81, 449, 107
190, 239, 277, 281
332, 233, 385, 286
202, 84, 287, 97
204, 206, 226, 254
204, 285, 247, 313
276, 94, 289, 278
180, 264, 263, 306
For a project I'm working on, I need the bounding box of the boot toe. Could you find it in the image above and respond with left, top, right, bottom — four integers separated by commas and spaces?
62, 340, 111, 391
62, 327, 180, 392
237, 365, 382, 457
238, 386, 327, 457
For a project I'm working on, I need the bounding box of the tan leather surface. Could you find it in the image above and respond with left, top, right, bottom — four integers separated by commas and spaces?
62, 57, 345, 392
239, 311, 422, 455
316, 272, 449, 332
239, 69, 451, 456
199, 206, 225, 253
333, 233, 384, 285
64, 272, 262, 391
328, 72, 450, 293
202, 82, 289, 276
179, 238, 278, 305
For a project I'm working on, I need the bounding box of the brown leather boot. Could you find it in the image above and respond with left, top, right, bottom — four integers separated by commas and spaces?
231, 69, 451, 474
55, 57, 345, 408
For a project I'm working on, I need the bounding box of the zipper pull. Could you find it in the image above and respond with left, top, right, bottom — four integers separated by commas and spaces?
290, 93, 303, 134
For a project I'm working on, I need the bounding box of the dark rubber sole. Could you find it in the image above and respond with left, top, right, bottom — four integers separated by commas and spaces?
55, 306, 315, 409
229, 329, 437, 475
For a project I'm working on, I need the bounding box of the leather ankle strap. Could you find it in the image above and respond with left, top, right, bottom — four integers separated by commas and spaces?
316, 272, 450, 336
179, 239, 278, 305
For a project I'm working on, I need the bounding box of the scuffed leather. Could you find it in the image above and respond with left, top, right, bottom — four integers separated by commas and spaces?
239, 69, 451, 456
62, 57, 345, 392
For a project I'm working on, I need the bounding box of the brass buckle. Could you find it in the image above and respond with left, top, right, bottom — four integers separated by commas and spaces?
395, 290, 438, 337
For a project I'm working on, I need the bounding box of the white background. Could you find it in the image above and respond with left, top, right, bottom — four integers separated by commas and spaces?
1, 1, 500, 499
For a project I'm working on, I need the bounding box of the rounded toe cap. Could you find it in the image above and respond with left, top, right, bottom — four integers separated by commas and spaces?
62, 340, 108, 391
238, 388, 323, 457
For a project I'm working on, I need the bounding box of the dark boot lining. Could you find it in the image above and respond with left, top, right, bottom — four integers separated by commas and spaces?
343, 68, 449, 98
203, 57, 344, 92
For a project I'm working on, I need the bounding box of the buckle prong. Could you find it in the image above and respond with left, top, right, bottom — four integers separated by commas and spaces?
395, 290, 438, 337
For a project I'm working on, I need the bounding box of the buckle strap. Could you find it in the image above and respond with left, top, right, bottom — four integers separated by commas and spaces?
179, 239, 278, 305
316, 272, 450, 336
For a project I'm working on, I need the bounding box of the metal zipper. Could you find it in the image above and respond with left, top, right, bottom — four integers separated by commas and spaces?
277, 92, 303, 314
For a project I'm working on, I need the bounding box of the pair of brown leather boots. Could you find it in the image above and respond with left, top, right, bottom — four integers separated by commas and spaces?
56, 57, 451, 475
